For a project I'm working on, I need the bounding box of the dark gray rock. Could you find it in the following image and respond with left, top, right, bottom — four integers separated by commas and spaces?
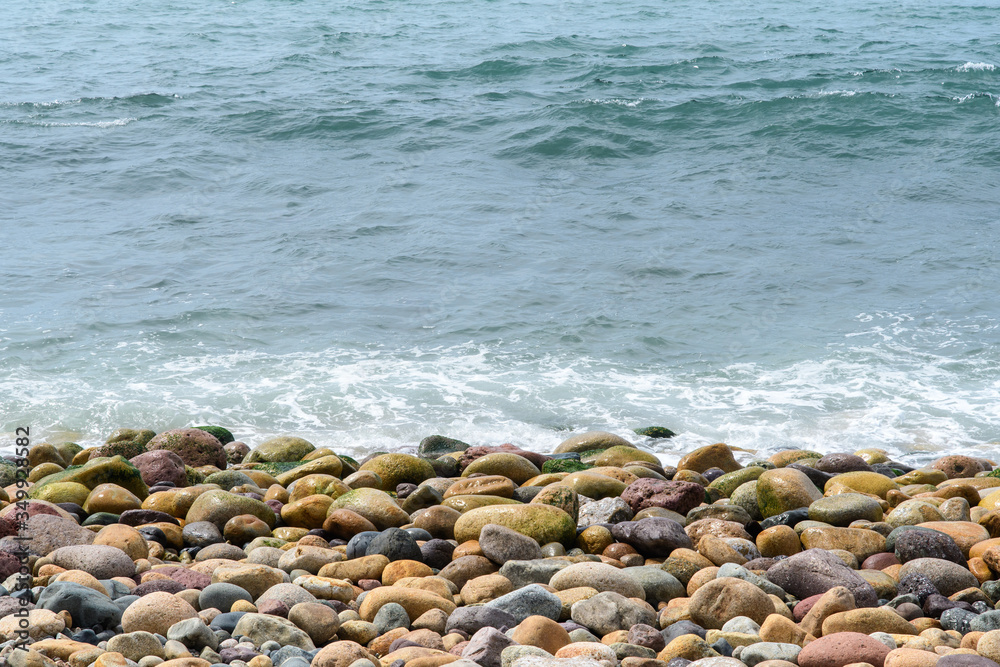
611, 517, 693, 557
462, 626, 515, 667
485, 584, 561, 622
36, 581, 123, 631
895, 530, 964, 565
445, 606, 516, 635
766, 548, 878, 607
365, 528, 422, 562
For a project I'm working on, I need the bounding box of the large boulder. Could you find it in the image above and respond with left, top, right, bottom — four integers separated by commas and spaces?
36, 582, 122, 631
146, 429, 227, 469
29, 455, 147, 499
130, 450, 188, 488
621, 478, 705, 515
243, 436, 315, 463
766, 549, 878, 607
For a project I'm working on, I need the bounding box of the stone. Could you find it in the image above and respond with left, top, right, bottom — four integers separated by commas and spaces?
200, 583, 254, 613
815, 454, 873, 474
550, 561, 645, 599
185, 490, 276, 530
578, 497, 635, 527
121, 592, 199, 636
628, 566, 685, 604
825, 472, 898, 499
898, 558, 979, 597
329, 488, 410, 530
256, 582, 317, 608
211, 563, 285, 599
358, 586, 457, 623
486, 584, 562, 623
479, 523, 543, 563
757, 468, 823, 518
932, 455, 986, 479
570, 591, 656, 636
463, 626, 516, 667
359, 454, 435, 492
799, 527, 887, 562
243, 436, 315, 463
740, 643, 801, 667
622, 479, 706, 516
511, 615, 571, 655
36, 581, 123, 631
454, 504, 576, 546
106, 631, 166, 661
167, 618, 218, 651
808, 494, 884, 526
446, 605, 517, 635
48, 545, 135, 579
766, 549, 879, 607
689, 577, 774, 629
821, 608, 917, 635
677, 444, 742, 473
895, 529, 964, 565
232, 613, 315, 650
796, 632, 891, 667
365, 527, 422, 562
145, 429, 226, 469
612, 517, 694, 557
554, 431, 633, 454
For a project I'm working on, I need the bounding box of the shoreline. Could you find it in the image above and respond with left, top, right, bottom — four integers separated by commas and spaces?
2, 427, 1000, 667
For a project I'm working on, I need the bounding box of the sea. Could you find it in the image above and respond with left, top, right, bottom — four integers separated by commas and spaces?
1, 0, 998, 466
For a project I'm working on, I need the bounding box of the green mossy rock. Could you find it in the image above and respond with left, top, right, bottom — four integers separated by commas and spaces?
203, 470, 258, 491
245, 461, 304, 477
418, 435, 470, 458
146, 428, 227, 469
429, 456, 459, 478
338, 455, 359, 476
730, 481, 763, 521
243, 436, 315, 463
329, 488, 410, 530
186, 466, 206, 486
0, 462, 16, 487
634, 426, 677, 439
359, 453, 435, 492
530, 484, 580, 523
194, 426, 235, 444
542, 459, 591, 475
591, 445, 660, 467
95, 439, 148, 460
276, 456, 345, 486
554, 431, 633, 455
453, 503, 577, 546
32, 481, 91, 506
56, 442, 84, 465
463, 453, 540, 486
186, 489, 277, 529
30, 455, 148, 499
708, 466, 767, 498
756, 467, 823, 518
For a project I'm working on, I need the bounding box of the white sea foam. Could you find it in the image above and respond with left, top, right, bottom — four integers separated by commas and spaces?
2, 314, 998, 466
956, 62, 996, 72
582, 98, 653, 107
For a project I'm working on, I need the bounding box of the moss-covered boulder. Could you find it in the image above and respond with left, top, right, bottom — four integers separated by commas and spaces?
530, 484, 580, 523
328, 488, 410, 530
92, 430, 154, 459
590, 445, 660, 468
186, 489, 277, 529
194, 426, 235, 445
358, 454, 435, 492
203, 470, 258, 492
276, 456, 344, 487
542, 459, 591, 475
418, 435, 470, 458
32, 481, 91, 506
708, 467, 767, 498
145, 428, 227, 469
462, 453, 540, 486
554, 431, 633, 455
453, 504, 576, 546
31, 455, 148, 499
756, 468, 823, 518
442, 495, 522, 513
243, 436, 315, 464
559, 472, 627, 500
634, 426, 677, 439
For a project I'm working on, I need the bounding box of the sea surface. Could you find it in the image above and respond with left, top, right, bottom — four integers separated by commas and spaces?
2, 0, 998, 465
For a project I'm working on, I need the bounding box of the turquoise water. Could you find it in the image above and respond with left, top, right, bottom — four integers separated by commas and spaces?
2, 0, 998, 463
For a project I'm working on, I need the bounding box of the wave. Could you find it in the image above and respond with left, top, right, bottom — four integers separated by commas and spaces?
956, 62, 996, 72
4, 117, 137, 128
2, 313, 997, 465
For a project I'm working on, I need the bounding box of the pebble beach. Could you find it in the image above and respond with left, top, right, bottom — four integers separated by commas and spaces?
4, 427, 1000, 667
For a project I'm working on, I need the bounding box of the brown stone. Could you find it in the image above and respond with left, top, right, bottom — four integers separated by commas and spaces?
797, 632, 891, 667
511, 615, 572, 654
800, 586, 856, 638
688, 576, 774, 629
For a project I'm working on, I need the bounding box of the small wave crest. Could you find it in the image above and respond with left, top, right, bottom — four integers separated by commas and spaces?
956, 62, 996, 72
6, 117, 138, 128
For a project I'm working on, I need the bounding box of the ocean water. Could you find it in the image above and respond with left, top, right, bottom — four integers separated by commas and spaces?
2, 0, 998, 465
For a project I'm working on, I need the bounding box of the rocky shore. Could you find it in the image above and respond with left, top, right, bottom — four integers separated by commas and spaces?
4, 427, 1000, 667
